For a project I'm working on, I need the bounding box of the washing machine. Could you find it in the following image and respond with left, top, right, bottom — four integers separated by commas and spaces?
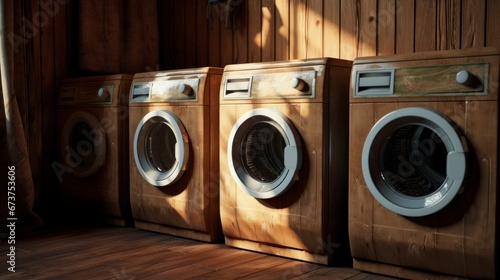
349, 47, 499, 279
129, 68, 223, 242
219, 58, 352, 264
55, 74, 132, 226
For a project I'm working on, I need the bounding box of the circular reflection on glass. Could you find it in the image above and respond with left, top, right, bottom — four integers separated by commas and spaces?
69, 122, 96, 168
241, 122, 286, 183
380, 125, 448, 197
145, 122, 177, 173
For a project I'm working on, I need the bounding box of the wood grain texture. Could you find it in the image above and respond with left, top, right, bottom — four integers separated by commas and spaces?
340, 0, 358, 60
395, 0, 414, 54
461, 0, 485, 48
248, 0, 262, 62
261, 0, 275, 62
323, 0, 340, 58
437, 0, 460, 50
377, 0, 396, 55
415, 0, 437, 52
0, 225, 397, 279
275, 0, 290, 60
486, 0, 500, 47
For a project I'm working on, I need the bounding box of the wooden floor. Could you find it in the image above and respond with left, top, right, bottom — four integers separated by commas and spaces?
1, 224, 397, 279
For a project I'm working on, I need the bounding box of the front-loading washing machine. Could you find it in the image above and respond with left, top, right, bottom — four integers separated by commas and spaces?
219, 58, 352, 264
349, 47, 499, 279
129, 68, 223, 242
55, 74, 132, 226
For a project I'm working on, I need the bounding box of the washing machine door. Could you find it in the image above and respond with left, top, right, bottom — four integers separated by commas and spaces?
61, 111, 107, 177
228, 108, 302, 199
362, 107, 467, 217
133, 110, 189, 187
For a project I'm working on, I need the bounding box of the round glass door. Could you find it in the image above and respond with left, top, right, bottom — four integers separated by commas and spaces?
228, 108, 302, 199
362, 107, 467, 217
61, 111, 106, 177
133, 110, 189, 187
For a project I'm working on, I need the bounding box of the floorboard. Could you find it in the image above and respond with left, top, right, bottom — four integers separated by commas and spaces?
0, 225, 397, 279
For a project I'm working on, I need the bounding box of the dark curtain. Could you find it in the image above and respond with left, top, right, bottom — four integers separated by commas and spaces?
0, 0, 44, 235
78, 0, 159, 74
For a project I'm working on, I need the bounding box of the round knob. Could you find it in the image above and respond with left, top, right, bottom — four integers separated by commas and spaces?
456, 70, 478, 87
179, 84, 193, 95
291, 77, 307, 91
97, 88, 110, 100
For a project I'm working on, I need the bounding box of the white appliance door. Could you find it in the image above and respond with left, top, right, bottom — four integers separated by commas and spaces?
133, 110, 189, 187
362, 107, 467, 217
61, 111, 107, 177
228, 108, 302, 199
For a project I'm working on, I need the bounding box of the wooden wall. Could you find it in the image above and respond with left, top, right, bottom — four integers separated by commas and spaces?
18, 0, 500, 217
165, 0, 500, 69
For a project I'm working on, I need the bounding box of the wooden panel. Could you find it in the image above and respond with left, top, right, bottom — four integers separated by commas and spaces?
173, 0, 186, 69
486, 0, 500, 47
323, 0, 340, 58
377, 0, 396, 55
415, 0, 437, 51
261, 0, 275, 62
185, 0, 197, 68
196, 0, 209, 67
306, 0, 323, 58
234, 0, 248, 64
290, 0, 307, 59
340, 0, 358, 60
275, 0, 289, 60
159, 0, 174, 69
248, 0, 262, 62
461, 0, 485, 48
437, 0, 460, 50
220, 19, 234, 66
395, 0, 414, 54
358, 0, 377, 57
208, 5, 221, 67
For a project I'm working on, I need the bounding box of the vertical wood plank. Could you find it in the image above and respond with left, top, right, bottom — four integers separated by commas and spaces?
395, 0, 414, 53
234, 0, 248, 64
248, 0, 262, 62
261, 0, 275, 62
486, 0, 500, 47
196, 0, 209, 67
185, 0, 197, 68
306, 0, 323, 58
323, 0, 340, 58
415, 0, 437, 52
358, 0, 377, 57
159, 0, 174, 69
340, 0, 358, 60
173, 1, 186, 69
208, 4, 221, 67
377, 0, 396, 55
290, 0, 307, 59
437, 0, 461, 50
275, 0, 289, 60
461, 0, 486, 48
208, 1, 235, 67
54, 0, 68, 85
220, 22, 234, 66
